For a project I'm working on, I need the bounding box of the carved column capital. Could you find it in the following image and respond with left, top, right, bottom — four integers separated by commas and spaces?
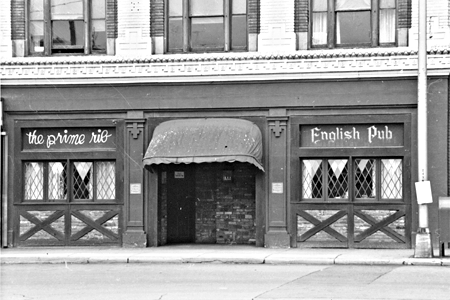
126, 120, 145, 140
268, 117, 289, 138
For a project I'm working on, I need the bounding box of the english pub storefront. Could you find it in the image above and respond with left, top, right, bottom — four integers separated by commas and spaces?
290, 114, 412, 248
13, 120, 124, 246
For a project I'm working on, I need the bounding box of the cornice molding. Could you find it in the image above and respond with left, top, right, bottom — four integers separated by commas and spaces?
1, 48, 449, 85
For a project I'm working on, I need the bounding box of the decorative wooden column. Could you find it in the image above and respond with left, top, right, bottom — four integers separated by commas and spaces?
265, 114, 290, 248
123, 111, 146, 247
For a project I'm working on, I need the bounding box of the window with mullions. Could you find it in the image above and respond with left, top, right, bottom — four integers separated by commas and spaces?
301, 158, 402, 201
311, 0, 396, 48
29, 0, 106, 55
23, 161, 116, 202
168, 0, 247, 52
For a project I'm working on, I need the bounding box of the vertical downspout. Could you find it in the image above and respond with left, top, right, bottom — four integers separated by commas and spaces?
0, 98, 8, 248
414, 0, 433, 258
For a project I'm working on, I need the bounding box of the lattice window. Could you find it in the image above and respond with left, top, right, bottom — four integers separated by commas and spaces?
48, 162, 67, 200
302, 160, 322, 199
24, 162, 44, 200
355, 159, 376, 199
327, 159, 349, 199
73, 162, 94, 200
96, 161, 116, 199
381, 159, 402, 199
23, 160, 116, 202
300, 157, 402, 202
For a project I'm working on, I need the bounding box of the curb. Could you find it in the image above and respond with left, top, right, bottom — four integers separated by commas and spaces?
2, 255, 450, 266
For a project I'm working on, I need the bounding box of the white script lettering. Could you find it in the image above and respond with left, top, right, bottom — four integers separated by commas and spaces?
46, 130, 85, 148
89, 129, 112, 144
26, 130, 45, 145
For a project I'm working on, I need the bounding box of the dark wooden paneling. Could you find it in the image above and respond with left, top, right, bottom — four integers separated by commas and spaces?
3, 79, 418, 113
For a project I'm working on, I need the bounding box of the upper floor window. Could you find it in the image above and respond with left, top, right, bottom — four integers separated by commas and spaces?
29, 0, 106, 55
311, 0, 396, 48
167, 0, 247, 53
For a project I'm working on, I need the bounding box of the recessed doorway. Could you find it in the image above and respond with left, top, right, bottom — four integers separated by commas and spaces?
165, 164, 196, 244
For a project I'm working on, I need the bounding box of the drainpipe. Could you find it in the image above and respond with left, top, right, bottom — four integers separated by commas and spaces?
1, 98, 8, 248
414, 0, 433, 258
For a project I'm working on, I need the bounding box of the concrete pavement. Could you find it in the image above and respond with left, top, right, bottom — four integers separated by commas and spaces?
1, 244, 449, 266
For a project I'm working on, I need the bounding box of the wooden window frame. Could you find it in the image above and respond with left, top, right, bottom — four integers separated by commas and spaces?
21, 159, 117, 203
290, 114, 411, 205
27, 0, 106, 56
300, 157, 404, 204
14, 119, 124, 206
309, 0, 397, 49
165, 0, 248, 53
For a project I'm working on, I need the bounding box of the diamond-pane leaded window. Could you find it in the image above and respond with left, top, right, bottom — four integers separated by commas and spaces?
24, 162, 44, 200
355, 159, 376, 199
96, 161, 115, 200
300, 157, 402, 202
23, 160, 116, 202
327, 159, 348, 199
48, 162, 67, 200
381, 159, 402, 199
73, 162, 94, 200
302, 160, 323, 199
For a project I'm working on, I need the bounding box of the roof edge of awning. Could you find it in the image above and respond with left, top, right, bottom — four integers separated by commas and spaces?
143, 118, 264, 172
143, 155, 264, 172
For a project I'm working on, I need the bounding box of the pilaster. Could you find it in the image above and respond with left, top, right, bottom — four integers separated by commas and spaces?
265, 113, 290, 248
123, 111, 146, 247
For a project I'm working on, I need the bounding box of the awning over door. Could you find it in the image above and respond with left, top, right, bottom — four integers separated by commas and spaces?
143, 118, 264, 171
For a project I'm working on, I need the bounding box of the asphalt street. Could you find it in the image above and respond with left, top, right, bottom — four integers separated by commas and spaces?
1, 264, 449, 300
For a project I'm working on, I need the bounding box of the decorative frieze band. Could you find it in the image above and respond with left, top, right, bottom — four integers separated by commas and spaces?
1, 53, 450, 83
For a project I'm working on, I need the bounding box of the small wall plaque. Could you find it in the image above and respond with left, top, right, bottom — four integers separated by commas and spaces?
272, 182, 283, 194
130, 183, 142, 194
174, 171, 185, 179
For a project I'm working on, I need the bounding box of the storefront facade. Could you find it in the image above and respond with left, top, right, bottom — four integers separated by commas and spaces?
2, 71, 448, 249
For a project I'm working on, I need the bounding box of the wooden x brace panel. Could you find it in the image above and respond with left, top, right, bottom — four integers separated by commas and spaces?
297, 210, 347, 243
70, 210, 119, 241
20, 210, 65, 242
354, 210, 405, 243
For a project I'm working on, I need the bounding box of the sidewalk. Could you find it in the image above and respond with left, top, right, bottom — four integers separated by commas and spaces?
1, 244, 449, 266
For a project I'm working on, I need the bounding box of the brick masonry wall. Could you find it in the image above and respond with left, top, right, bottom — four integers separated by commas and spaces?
150, 0, 164, 37
11, 0, 25, 41
107, 0, 118, 39
158, 174, 168, 246
248, 0, 260, 34
398, 0, 412, 29
196, 163, 256, 245
295, 0, 308, 33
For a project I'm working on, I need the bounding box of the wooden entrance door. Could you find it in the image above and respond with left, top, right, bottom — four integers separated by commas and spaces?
166, 165, 196, 243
